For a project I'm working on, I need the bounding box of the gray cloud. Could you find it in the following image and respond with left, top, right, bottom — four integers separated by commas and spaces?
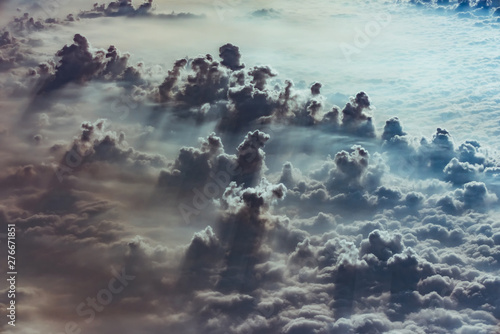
37, 34, 145, 94
78, 0, 205, 20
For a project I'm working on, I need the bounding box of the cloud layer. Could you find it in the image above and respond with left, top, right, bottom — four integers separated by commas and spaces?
0, 0, 499, 333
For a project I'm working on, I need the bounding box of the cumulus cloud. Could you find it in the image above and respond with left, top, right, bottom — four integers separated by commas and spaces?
381, 118, 500, 190
152, 45, 380, 137
0, 28, 39, 71
1, 1, 500, 333
219, 43, 244, 71
36, 34, 144, 94
78, 0, 205, 20
336, 91, 375, 137
156, 129, 270, 198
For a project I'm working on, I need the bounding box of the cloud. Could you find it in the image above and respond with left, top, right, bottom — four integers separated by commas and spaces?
152, 45, 380, 138
219, 43, 244, 71
78, 0, 205, 20
215, 178, 286, 292
55, 119, 168, 176
336, 91, 375, 137
7, 13, 47, 34
250, 8, 282, 19
156, 132, 229, 195
1, 2, 500, 333
407, 0, 500, 27
157, 54, 230, 107
382, 116, 407, 141
0, 30, 39, 71
36, 34, 145, 94
155, 129, 272, 224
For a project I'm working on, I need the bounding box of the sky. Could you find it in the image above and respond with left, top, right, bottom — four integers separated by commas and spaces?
0, 0, 500, 333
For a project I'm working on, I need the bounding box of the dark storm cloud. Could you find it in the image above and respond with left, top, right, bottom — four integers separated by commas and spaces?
177, 55, 230, 106
273, 87, 376, 136
248, 66, 277, 91
153, 45, 379, 138
359, 229, 404, 261
156, 130, 270, 204
39, 33, 102, 92
219, 43, 244, 71
78, 0, 152, 18
36, 34, 144, 94
102, 45, 142, 82
217, 78, 277, 133
336, 91, 375, 137
157, 58, 188, 102
233, 130, 270, 185
142, 178, 289, 331
78, 0, 205, 20
310, 82, 322, 95
157, 54, 230, 107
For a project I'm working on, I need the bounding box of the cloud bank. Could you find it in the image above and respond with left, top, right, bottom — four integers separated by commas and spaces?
0, 0, 499, 333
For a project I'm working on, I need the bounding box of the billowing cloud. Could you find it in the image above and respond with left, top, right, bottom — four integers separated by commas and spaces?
1, 0, 500, 333
78, 0, 204, 20
37, 34, 144, 94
